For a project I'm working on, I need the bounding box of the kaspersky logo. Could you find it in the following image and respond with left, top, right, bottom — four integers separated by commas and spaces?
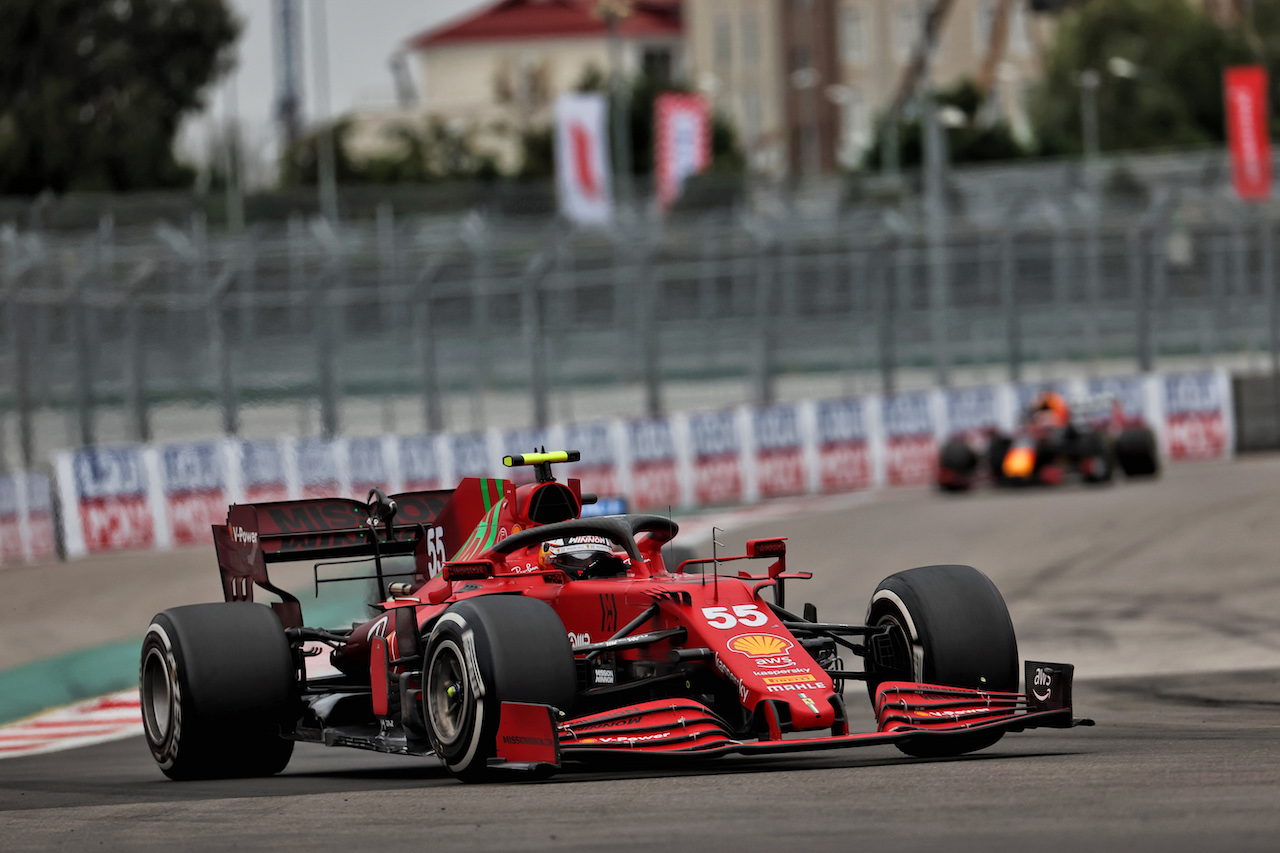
727, 634, 795, 668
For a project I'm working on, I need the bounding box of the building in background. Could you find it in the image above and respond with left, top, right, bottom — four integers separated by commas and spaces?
684, 1, 788, 177
685, 0, 1053, 179
356, 0, 685, 172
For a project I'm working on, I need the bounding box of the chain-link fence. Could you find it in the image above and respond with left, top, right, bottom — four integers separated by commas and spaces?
2, 149, 1278, 471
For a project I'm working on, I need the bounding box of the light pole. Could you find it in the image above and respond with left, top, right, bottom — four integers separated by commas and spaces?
223, 69, 244, 232
311, 0, 338, 223
601, 1, 633, 212
1078, 68, 1102, 368
1078, 69, 1100, 166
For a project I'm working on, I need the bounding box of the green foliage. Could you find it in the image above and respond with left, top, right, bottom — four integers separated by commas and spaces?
515, 125, 554, 180
1030, 0, 1253, 155
864, 79, 1030, 170
0, 0, 239, 194
283, 65, 743, 186
280, 117, 500, 186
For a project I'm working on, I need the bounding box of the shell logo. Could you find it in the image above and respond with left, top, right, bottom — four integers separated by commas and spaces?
727, 634, 793, 658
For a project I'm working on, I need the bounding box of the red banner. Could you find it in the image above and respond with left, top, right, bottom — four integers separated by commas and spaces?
655, 93, 711, 210
1225, 65, 1272, 202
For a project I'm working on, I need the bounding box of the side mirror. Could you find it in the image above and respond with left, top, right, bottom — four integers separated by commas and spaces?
746, 538, 786, 559
746, 538, 787, 578
441, 561, 495, 582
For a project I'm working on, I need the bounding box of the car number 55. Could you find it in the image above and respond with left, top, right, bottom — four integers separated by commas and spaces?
701, 605, 768, 629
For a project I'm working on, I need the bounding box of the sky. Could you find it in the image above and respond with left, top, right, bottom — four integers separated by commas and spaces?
182, 0, 490, 186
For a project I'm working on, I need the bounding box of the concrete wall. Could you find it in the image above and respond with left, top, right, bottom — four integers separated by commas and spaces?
1233, 374, 1280, 452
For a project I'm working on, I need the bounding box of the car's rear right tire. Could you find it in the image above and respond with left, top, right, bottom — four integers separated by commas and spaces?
937, 440, 978, 492
1116, 428, 1160, 477
865, 565, 1019, 758
140, 603, 296, 780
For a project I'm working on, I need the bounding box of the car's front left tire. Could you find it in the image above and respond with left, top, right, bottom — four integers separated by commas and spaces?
423, 595, 576, 782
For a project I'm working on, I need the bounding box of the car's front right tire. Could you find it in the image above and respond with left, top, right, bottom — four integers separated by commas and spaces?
865, 565, 1019, 757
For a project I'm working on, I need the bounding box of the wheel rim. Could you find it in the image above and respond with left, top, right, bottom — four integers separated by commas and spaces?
871, 613, 917, 683
426, 642, 468, 747
141, 647, 172, 743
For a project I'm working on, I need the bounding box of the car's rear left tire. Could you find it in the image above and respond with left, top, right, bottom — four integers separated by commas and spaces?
423, 595, 576, 783
140, 603, 296, 780
865, 565, 1019, 758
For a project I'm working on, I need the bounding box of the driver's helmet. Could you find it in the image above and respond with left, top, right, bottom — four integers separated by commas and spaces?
1029, 391, 1070, 428
539, 536, 629, 579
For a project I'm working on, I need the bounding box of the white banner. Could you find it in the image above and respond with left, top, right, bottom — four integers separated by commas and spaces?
554, 92, 613, 226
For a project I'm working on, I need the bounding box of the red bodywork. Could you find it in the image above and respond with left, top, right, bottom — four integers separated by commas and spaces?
213, 470, 1085, 771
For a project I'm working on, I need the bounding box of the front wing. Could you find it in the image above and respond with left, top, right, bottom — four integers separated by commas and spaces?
493, 661, 1092, 768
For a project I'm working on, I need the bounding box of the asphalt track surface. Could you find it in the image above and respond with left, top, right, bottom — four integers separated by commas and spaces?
3, 457, 1280, 851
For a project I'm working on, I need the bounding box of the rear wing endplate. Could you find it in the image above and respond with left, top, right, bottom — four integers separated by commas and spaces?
212, 479, 505, 627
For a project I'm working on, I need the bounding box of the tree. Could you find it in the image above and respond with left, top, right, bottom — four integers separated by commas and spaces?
0, 0, 239, 195
279, 117, 501, 186
864, 79, 1030, 170
1030, 0, 1252, 156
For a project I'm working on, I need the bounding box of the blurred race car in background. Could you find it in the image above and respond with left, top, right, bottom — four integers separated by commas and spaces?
937, 392, 1160, 491
139, 451, 1089, 784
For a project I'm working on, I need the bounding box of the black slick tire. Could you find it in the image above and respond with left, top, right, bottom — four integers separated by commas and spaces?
1078, 431, 1114, 484
986, 435, 1013, 486
1116, 428, 1159, 477
140, 603, 296, 780
865, 565, 1019, 757
423, 595, 576, 783
937, 440, 978, 492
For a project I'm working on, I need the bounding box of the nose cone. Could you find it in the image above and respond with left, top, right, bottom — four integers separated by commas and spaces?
784, 691, 836, 729
1003, 446, 1035, 479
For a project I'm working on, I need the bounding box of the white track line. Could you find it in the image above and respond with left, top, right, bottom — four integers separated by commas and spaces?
0, 644, 342, 760
0, 691, 141, 759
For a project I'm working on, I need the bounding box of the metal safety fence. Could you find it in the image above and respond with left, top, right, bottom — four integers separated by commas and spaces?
1, 166, 1279, 472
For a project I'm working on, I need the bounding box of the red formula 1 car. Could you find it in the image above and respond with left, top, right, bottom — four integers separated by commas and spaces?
937, 392, 1160, 491
140, 451, 1091, 783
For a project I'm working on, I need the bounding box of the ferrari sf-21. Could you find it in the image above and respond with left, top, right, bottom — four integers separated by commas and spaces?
141, 451, 1091, 782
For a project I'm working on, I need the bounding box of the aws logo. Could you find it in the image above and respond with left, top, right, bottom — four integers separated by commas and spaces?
1032, 667, 1053, 702
727, 634, 794, 667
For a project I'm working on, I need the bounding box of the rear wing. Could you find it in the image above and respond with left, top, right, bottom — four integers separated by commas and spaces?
212, 477, 507, 627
